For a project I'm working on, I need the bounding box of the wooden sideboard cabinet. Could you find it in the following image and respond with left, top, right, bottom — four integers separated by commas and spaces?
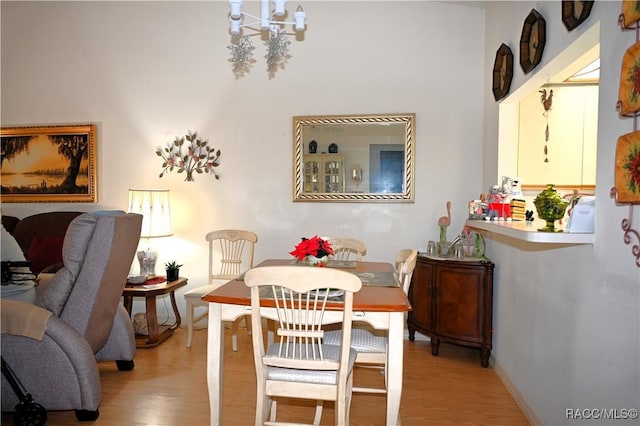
408, 255, 495, 367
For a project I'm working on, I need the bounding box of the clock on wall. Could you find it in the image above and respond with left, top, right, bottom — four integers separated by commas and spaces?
562, 0, 594, 31
492, 43, 514, 101
519, 9, 546, 74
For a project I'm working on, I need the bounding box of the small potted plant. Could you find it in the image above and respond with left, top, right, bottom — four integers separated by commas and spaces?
165, 261, 182, 282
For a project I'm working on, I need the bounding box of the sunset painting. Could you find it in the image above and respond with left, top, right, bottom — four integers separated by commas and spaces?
1, 124, 97, 203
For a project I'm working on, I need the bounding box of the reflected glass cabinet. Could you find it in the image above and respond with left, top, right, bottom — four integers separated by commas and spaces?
303, 154, 345, 193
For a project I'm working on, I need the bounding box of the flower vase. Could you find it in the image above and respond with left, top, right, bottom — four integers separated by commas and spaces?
306, 255, 328, 266
439, 225, 448, 244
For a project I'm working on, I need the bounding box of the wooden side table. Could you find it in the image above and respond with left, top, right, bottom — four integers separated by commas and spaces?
122, 277, 188, 348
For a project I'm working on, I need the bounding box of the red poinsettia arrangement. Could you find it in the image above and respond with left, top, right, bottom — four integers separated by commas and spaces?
289, 236, 334, 262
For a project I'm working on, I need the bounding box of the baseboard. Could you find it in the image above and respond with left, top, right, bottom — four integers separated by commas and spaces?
493, 360, 542, 425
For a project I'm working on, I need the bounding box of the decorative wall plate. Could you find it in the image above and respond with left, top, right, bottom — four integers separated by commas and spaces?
615, 131, 640, 203
492, 43, 514, 101
617, 41, 640, 117
562, 1, 594, 31
520, 9, 546, 74
619, 0, 640, 29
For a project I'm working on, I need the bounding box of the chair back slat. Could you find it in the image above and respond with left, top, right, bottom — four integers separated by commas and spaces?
271, 285, 330, 362
245, 266, 361, 372
206, 229, 257, 284
326, 237, 366, 262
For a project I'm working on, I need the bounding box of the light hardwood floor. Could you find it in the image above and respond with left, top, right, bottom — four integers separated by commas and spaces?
3, 327, 530, 425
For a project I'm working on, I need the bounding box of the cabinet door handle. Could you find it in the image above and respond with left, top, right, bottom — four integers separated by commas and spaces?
353, 311, 365, 318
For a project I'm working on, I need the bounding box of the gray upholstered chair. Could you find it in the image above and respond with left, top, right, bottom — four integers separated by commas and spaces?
1, 211, 142, 421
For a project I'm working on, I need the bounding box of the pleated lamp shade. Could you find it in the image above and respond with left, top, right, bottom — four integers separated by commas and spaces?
127, 189, 173, 238
127, 189, 173, 277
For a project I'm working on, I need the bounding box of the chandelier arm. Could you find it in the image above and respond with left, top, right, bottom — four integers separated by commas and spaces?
235, 14, 298, 30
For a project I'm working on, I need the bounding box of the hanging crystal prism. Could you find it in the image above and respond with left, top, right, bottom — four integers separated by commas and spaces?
228, 35, 255, 77
265, 26, 291, 74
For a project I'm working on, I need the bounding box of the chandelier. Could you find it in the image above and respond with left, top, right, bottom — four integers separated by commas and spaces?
227, 0, 307, 78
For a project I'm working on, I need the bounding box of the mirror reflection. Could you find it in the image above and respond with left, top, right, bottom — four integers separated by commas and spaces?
293, 114, 415, 202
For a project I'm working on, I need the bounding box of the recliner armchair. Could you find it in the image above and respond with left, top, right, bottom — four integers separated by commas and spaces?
1, 211, 142, 421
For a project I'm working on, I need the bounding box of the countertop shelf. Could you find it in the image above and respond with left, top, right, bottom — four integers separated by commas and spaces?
465, 219, 594, 245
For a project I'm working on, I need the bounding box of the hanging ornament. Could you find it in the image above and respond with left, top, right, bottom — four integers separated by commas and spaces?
539, 89, 553, 162
265, 26, 291, 77
228, 35, 256, 78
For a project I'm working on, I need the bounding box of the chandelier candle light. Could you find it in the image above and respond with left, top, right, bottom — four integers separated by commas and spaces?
227, 0, 307, 77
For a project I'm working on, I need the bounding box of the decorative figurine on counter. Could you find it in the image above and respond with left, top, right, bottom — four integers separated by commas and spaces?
438, 201, 452, 243
499, 177, 513, 220
508, 176, 523, 198
483, 180, 514, 221
566, 189, 581, 216
485, 185, 507, 221
468, 198, 488, 220
503, 175, 525, 220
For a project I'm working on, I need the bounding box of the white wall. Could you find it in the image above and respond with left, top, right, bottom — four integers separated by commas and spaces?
483, 1, 639, 425
4, 2, 637, 424
1, 3, 485, 321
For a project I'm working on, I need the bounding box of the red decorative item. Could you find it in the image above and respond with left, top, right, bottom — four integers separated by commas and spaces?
618, 42, 640, 117
289, 236, 334, 262
615, 131, 640, 203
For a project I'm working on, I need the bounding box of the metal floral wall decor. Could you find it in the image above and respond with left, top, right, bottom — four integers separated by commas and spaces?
156, 131, 221, 182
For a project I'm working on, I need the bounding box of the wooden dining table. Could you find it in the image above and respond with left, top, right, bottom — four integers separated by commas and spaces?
202, 258, 412, 426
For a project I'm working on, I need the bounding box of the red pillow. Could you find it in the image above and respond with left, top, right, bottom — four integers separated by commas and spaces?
27, 236, 64, 274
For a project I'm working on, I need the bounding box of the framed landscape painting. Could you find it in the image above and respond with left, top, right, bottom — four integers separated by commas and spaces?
1, 124, 97, 203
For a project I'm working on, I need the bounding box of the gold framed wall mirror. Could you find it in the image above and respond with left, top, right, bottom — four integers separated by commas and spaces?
293, 113, 415, 202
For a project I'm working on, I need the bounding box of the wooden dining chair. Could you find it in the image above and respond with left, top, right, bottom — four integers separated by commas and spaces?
324, 249, 418, 396
395, 248, 418, 294
327, 237, 367, 262
244, 265, 362, 426
183, 229, 257, 349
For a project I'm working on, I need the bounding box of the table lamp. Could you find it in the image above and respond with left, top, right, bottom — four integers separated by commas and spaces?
127, 189, 173, 276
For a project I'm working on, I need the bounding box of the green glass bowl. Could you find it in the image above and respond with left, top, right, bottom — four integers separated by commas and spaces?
533, 184, 569, 232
